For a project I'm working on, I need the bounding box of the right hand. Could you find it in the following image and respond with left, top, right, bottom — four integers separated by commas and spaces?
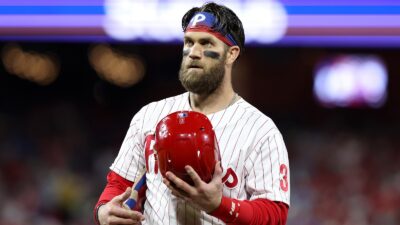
98, 187, 145, 225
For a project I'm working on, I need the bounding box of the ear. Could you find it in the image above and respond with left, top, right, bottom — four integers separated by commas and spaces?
225, 46, 240, 65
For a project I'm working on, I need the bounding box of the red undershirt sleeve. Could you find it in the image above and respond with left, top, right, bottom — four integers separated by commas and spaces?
96, 170, 133, 206
93, 171, 134, 225
210, 196, 289, 225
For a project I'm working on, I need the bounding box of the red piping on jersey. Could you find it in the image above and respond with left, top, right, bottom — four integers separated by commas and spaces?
95, 170, 288, 225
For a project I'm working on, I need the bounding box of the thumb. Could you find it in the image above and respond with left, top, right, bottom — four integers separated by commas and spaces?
212, 161, 223, 181
112, 187, 132, 204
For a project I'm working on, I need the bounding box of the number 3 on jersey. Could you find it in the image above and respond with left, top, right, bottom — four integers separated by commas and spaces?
279, 164, 289, 192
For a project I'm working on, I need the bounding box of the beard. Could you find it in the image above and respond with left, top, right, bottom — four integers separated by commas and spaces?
179, 56, 225, 95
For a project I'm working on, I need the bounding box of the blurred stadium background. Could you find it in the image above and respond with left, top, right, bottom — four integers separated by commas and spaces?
0, 0, 399, 225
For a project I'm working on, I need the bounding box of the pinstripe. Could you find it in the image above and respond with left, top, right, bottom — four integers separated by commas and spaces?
212, 104, 228, 128
244, 116, 267, 160
219, 105, 241, 158
177, 93, 186, 110
232, 113, 261, 170
122, 132, 143, 178
154, 99, 168, 125
113, 127, 138, 171
114, 128, 140, 175
141, 105, 150, 132
167, 96, 178, 114
154, 182, 169, 213
248, 156, 257, 189
160, 187, 171, 224
226, 112, 252, 162
236, 120, 269, 197
260, 141, 267, 196
168, 196, 171, 225
236, 168, 246, 199
223, 112, 254, 198
146, 194, 162, 224
118, 147, 130, 175
124, 143, 141, 178
183, 94, 190, 109
267, 137, 275, 200
221, 111, 245, 159
209, 111, 216, 121
147, 101, 161, 126
244, 126, 273, 162
113, 144, 128, 174
217, 104, 239, 142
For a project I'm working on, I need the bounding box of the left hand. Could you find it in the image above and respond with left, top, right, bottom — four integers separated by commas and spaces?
163, 161, 223, 213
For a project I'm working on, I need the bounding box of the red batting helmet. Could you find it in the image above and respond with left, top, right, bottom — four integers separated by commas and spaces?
154, 111, 220, 185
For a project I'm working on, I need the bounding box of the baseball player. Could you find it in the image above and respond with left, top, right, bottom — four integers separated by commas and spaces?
94, 2, 290, 225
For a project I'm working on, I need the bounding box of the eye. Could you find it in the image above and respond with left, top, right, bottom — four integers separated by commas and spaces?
200, 40, 213, 48
184, 39, 193, 47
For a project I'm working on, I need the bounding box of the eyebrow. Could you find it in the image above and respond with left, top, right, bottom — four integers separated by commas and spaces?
184, 36, 215, 43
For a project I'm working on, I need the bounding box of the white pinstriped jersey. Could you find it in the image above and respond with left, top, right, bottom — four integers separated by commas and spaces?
110, 92, 290, 225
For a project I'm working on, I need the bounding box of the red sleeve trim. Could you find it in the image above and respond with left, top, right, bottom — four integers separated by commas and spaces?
96, 171, 133, 207
93, 171, 133, 225
210, 196, 289, 225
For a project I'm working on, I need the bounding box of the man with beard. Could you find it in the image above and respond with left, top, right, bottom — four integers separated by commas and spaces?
94, 2, 290, 225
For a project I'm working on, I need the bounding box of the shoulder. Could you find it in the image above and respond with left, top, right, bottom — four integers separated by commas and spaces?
147, 92, 188, 109
135, 92, 188, 118
236, 98, 281, 136
236, 98, 273, 123
130, 92, 188, 131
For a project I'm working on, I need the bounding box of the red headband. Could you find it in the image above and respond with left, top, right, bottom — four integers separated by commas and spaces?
185, 12, 238, 47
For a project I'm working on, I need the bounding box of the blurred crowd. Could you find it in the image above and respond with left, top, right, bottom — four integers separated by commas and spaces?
0, 102, 117, 225
0, 102, 399, 225
287, 126, 400, 225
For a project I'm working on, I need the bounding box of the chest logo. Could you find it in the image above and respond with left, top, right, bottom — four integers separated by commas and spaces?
222, 167, 238, 189
144, 134, 158, 174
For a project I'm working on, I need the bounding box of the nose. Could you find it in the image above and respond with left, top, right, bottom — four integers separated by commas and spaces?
188, 44, 202, 60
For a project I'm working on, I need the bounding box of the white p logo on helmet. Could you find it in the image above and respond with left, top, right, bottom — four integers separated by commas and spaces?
190, 13, 206, 27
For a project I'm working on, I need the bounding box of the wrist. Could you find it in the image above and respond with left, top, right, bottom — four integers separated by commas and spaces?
94, 203, 106, 225
209, 196, 240, 222
206, 194, 222, 213
210, 197, 256, 224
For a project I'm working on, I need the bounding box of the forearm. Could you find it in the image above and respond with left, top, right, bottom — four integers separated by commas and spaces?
94, 171, 133, 225
96, 171, 133, 206
210, 196, 288, 225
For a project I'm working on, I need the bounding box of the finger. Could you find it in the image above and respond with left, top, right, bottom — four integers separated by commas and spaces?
110, 206, 145, 221
163, 178, 185, 195
112, 187, 132, 203
212, 161, 223, 181
165, 171, 195, 195
170, 187, 190, 199
163, 177, 171, 187
108, 215, 142, 225
185, 165, 203, 186
164, 175, 194, 200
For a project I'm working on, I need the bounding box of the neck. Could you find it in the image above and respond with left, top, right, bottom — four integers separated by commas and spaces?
189, 85, 237, 115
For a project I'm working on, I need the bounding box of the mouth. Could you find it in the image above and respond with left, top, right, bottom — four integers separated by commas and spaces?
187, 64, 203, 69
